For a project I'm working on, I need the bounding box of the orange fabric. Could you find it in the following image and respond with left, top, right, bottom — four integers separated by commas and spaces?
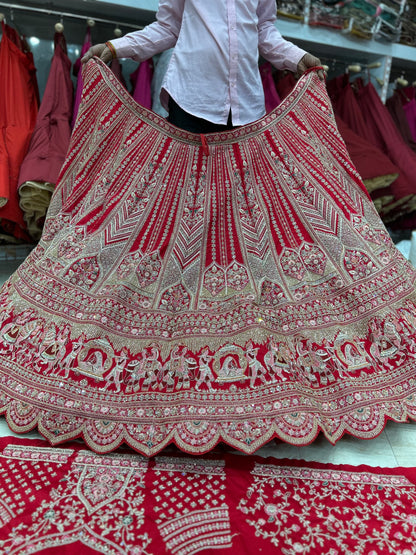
0, 22, 38, 239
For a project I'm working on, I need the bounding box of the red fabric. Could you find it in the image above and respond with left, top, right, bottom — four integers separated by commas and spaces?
18, 32, 73, 186
260, 61, 281, 113
277, 74, 399, 191
1, 435, 416, 554
130, 59, 154, 109
0, 22, 38, 239
72, 28, 92, 128
1, 60, 416, 455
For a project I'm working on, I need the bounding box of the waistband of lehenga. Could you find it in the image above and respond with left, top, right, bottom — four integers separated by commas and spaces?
83, 57, 325, 147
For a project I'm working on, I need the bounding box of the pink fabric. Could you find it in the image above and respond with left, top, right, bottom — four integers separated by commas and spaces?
71, 28, 92, 128
18, 33, 73, 186
260, 61, 281, 113
130, 59, 154, 109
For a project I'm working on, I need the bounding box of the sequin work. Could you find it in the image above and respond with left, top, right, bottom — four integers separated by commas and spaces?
1, 59, 416, 455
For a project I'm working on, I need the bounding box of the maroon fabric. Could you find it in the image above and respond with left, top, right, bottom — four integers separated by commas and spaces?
18, 32, 73, 186
130, 59, 154, 109
386, 90, 416, 153
335, 114, 399, 186
260, 61, 281, 113
327, 75, 416, 218
354, 79, 416, 202
71, 28, 92, 128
402, 87, 416, 143
274, 70, 297, 100
1, 435, 416, 554
109, 58, 127, 89
327, 74, 380, 145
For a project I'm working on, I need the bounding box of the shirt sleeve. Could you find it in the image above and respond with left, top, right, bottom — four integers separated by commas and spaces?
109, 0, 185, 62
257, 0, 307, 72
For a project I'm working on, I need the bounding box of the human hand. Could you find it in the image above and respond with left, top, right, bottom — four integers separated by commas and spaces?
297, 53, 325, 81
81, 43, 113, 64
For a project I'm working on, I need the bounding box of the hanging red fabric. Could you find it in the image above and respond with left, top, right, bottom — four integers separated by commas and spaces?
0, 21, 39, 240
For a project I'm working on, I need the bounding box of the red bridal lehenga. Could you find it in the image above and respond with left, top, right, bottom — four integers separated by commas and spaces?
1, 58, 416, 455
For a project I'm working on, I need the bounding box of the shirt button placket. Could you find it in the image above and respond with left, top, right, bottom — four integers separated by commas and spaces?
227, 0, 239, 124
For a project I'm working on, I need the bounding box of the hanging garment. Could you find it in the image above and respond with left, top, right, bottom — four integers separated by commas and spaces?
130, 59, 154, 110
260, 61, 281, 113
18, 32, 73, 241
0, 21, 38, 241
354, 79, 416, 220
334, 115, 399, 195
71, 28, 92, 128
327, 75, 413, 220
1, 59, 416, 455
401, 86, 416, 143
386, 89, 416, 153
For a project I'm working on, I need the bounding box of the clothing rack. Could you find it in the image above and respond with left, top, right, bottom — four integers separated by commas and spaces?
0, 2, 142, 30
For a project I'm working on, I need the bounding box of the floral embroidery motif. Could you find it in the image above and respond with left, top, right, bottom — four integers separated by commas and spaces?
42, 213, 71, 242
260, 280, 286, 307
117, 251, 142, 279
280, 248, 305, 281
238, 463, 416, 554
159, 283, 191, 312
57, 226, 86, 259
136, 252, 162, 289
0, 444, 151, 554
203, 264, 226, 296
64, 256, 100, 288
351, 214, 388, 246
300, 243, 327, 275
344, 249, 376, 280
227, 262, 249, 291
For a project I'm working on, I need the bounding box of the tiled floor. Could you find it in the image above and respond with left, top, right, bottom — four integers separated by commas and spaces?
1, 254, 416, 468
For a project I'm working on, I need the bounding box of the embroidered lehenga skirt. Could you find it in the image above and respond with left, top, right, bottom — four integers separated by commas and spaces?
1, 59, 416, 455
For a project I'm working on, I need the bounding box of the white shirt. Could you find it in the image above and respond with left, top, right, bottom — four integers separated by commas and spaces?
111, 0, 306, 126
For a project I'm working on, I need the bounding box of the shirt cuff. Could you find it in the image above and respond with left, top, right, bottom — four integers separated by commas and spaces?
285, 47, 307, 73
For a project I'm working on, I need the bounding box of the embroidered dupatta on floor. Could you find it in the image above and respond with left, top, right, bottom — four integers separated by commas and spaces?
1, 59, 416, 455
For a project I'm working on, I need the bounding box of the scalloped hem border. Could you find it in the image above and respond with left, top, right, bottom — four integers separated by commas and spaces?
1, 399, 416, 456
